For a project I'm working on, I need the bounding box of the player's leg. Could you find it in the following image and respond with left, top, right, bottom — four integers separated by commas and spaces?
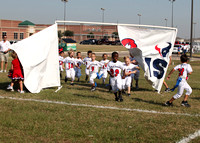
77, 68, 81, 82
102, 71, 108, 84
7, 80, 15, 91
18, 79, 24, 93
121, 78, 126, 95
126, 77, 132, 96
4, 53, 9, 72
0, 53, 4, 72
165, 82, 184, 106
70, 69, 75, 85
134, 71, 140, 89
85, 68, 89, 81
181, 82, 192, 107
65, 70, 70, 82
163, 80, 170, 92
90, 73, 97, 91
117, 77, 123, 102
110, 78, 118, 101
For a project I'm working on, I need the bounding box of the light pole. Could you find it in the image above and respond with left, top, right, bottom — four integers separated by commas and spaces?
190, 0, 193, 57
165, 18, 168, 27
138, 14, 141, 25
61, 0, 68, 32
169, 0, 175, 27
101, 8, 105, 38
193, 22, 197, 39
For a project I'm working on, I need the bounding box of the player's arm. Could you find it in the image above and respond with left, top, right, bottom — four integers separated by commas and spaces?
167, 68, 175, 80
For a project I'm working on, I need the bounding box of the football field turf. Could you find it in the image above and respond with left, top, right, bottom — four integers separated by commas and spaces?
0, 57, 200, 143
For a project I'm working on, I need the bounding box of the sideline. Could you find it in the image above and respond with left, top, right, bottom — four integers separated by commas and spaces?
176, 129, 200, 143
0, 96, 200, 117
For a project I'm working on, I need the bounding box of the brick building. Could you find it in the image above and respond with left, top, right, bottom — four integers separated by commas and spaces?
0, 19, 118, 42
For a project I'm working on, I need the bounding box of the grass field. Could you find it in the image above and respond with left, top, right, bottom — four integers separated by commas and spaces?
76, 44, 126, 52
0, 56, 200, 143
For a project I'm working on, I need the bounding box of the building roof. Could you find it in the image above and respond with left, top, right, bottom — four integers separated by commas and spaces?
19, 20, 35, 26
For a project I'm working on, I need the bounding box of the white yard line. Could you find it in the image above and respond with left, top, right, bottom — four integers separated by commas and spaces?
0, 95, 200, 117
177, 129, 200, 143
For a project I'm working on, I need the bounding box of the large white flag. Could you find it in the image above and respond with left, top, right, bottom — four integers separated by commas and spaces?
118, 25, 177, 92
10, 24, 60, 93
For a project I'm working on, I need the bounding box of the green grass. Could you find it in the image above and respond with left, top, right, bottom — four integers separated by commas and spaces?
76, 44, 126, 52
0, 57, 200, 142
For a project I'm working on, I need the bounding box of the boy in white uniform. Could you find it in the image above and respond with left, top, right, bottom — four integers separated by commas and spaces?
122, 56, 138, 96
83, 50, 92, 82
165, 54, 193, 107
87, 53, 104, 91
99, 53, 109, 84
130, 54, 140, 89
59, 49, 64, 78
75, 52, 83, 82
107, 52, 124, 102
62, 50, 76, 85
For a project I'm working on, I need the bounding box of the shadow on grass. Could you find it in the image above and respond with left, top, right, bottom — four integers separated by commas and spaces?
132, 97, 164, 106
73, 93, 110, 101
191, 97, 200, 100
0, 82, 10, 90
131, 87, 153, 92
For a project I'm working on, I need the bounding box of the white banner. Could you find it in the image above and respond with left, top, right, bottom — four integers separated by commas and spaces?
118, 25, 177, 92
10, 24, 60, 93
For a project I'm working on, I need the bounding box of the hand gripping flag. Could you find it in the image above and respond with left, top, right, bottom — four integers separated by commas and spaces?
10, 24, 60, 93
118, 25, 177, 93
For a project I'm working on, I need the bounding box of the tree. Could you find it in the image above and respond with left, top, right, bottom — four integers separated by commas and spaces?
63, 30, 74, 37
87, 32, 94, 38
58, 30, 63, 39
112, 32, 118, 38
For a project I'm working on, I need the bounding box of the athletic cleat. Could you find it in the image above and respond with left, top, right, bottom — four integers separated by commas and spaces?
70, 83, 74, 86
135, 85, 139, 89
127, 93, 131, 97
91, 87, 96, 92
165, 88, 171, 92
115, 97, 119, 101
181, 101, 191, 107
7, 86, 14, 91
120, 98, 123, 102
0, 70, 3, 73
122, 90, 126, 95
4, 70, 6, 73
164, 101, 173, 106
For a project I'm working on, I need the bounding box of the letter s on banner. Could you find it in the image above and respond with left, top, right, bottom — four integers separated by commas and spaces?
145, 58, 168, 79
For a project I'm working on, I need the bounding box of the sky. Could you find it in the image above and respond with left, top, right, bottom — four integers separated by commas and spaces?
0, 0, 199, 39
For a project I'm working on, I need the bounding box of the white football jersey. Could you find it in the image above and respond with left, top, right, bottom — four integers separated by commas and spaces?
100, 59, 110, 71
87, 60, 103, 74
174, 63, 193, 79
63, 57, 76, 70
59, 56, 64, 66
107, 61, 124, 78
123, 63, 138, 76
83, 57, 91, 66
75, 58, 83, 68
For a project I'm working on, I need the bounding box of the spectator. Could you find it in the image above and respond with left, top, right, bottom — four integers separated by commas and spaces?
0, 35, 11, 72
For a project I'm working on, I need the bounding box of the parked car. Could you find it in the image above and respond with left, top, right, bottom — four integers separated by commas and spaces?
9, 40, 18, 44
80, 39, 97, 45
97, 38, 116, 45
172, 45, 183, 54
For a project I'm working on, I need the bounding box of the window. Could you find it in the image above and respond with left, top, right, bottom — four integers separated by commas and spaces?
14, 33, 18, 39
2, 32, 6, 38
20, 33, 24, 39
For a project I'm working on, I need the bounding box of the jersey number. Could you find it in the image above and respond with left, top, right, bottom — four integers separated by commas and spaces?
68, 63, 73, 69
178, 68, 184, 76
110, 69, 120, 77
